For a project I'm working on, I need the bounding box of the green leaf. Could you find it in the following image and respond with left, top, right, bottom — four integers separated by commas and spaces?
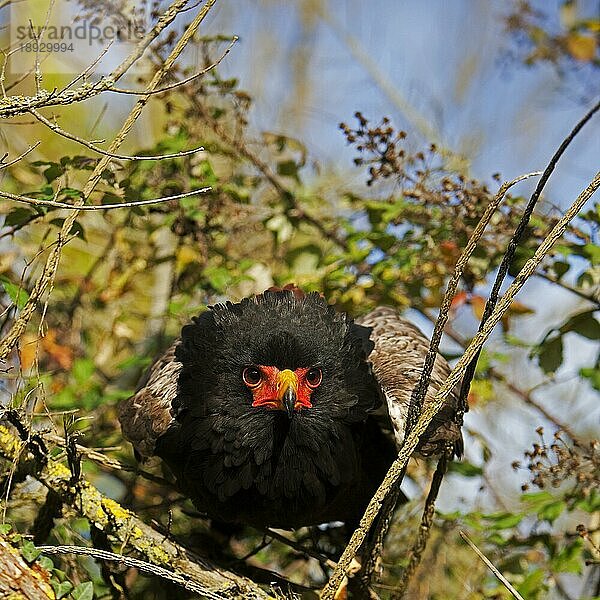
4, 207, 36, 227
580, 367, 600, 390
550, 260, 570, 279
538, 499, 565, 523
581, 243, 600, 265
484, 512, 524, 529
560, 310, 600, 340
550, 539, 584, 574
516, 568, 548, 598
522, 491, 554, 509
537, 335, 563, 373
276, 159, 300, 181
52, 580, 73, 599
21, 541, 41, 563
42, 162, 64, 183
0, 523, 11, 535
72, 581, 94, 600
574, 488, 600, 512
448, 461, 483, 477
49, 218, 87, 241
72, 358, 95, 384
0, 276, 29, 309
38, 555, 54, 570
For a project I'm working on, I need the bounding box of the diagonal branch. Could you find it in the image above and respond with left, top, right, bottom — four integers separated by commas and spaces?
1, 187, 210, 211
459, 531, 525, 600
0, 425, 270, 599
0, 0, 191, 118
458, 99, 600, 419
29, 108, 204, 161
321, 170, 600, 599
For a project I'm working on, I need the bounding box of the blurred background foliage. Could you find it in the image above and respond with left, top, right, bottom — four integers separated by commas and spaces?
0, 0, 599, 598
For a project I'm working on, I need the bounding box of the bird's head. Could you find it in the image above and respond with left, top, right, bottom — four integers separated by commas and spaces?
174, 289, 380, 423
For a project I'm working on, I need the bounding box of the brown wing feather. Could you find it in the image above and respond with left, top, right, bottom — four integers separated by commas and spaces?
356, 306, 463, 457
118, 340, 181, 458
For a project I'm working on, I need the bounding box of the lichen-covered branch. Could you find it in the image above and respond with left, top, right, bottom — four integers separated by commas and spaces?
0, 425, 272, 599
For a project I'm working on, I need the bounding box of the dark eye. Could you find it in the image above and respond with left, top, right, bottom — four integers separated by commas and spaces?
243, 366, 262, 387
306, 367, 322, 388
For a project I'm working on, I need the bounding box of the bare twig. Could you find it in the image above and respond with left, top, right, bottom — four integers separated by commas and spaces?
29, 108, 204, 160
358, 171, 541, 592
407, 170, 542, 433
0, 142, 40, 170
535, 271, 600, 307
262, 528, 337, 570
321, 171, 600, 599
489, 367, 578, 440
0, 0, 191, 118
0, 425, 270, 599
459, 531, 525, 600
417, 308, 579, 440
109, 35, 239, 95
0, 187, 210, 211
458, 99, 600, 420
42, 431, 173, 487
59, 40, 115, 93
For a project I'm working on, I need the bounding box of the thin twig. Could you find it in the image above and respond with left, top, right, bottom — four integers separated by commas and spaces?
0, 142, 41, 170
458, 99, 600, 419
0, 423, 269, 599
59, 40, 115, 93
535, 271, 600, 307
0, 0, 191, 118
262, 528, 337, 570
42, 432, 173, 487
0, 0, 217, 363
109, 36, 239, 95
29, 108, 204, 160
392, 451, 450, 598
459, 531, 525, 600
489, 367, 578, 440
406, 170, 542, 434
359, 170, 541, 591
0, 187, 210, 211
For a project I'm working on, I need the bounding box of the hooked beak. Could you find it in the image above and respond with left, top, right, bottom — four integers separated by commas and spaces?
282, 386, 296, 418
277, 369, 298, 418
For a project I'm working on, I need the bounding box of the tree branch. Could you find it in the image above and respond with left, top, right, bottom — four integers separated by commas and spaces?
321, 171, 600, 599
0, 424, 271, 599
1, 187, 211, 211
459, 531, 525, 600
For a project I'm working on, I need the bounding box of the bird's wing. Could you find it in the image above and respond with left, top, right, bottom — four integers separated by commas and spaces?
118, 340, 181, 458
356, 307, 463, 457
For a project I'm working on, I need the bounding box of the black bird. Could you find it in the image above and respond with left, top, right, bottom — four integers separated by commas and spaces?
119, 288, 462, 529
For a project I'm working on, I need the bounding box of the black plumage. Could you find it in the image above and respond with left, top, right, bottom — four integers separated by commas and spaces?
119, 289, 462, 529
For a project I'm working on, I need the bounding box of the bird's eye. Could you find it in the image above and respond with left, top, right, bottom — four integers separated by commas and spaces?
306, 367, 322, 388
243, 366, 262, 387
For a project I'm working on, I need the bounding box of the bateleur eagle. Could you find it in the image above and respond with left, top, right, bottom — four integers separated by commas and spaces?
118, 289, 463, 529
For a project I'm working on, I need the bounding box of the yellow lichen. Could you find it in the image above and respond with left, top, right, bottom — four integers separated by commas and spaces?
0, 425, 22, 458
100, 497, 132, 522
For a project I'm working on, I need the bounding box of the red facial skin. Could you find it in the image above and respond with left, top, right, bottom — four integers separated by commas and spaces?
246, 366, 317, 412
